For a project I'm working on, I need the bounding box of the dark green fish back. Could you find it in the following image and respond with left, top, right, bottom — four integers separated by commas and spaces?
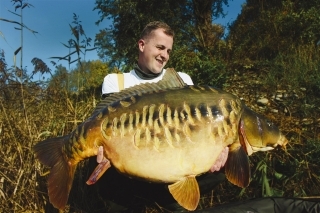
92, 68, 187, 115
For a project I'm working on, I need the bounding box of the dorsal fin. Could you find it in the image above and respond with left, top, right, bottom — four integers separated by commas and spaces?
92, 68, 186, 114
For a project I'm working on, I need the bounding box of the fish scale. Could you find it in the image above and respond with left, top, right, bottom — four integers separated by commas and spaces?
33, 68, 287, 211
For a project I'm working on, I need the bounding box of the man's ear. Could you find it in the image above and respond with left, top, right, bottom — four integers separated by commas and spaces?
138, 39, 145, 52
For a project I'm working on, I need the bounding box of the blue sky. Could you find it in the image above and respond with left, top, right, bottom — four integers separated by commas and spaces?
0, 0, 245, 80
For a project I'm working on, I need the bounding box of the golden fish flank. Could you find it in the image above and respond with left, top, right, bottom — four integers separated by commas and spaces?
33, 69, 288, 211
101, 92, 241, 154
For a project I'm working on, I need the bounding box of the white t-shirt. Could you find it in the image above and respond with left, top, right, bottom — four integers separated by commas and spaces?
102, 69, 193, 94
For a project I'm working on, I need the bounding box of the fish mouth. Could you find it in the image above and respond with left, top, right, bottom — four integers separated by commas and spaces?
251, 133, 288, 153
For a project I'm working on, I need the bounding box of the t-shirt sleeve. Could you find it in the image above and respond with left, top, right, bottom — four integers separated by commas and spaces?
101, 74, 120, 94
177, 72, 194, 85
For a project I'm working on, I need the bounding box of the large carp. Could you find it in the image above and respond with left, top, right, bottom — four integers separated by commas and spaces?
33, 69, 287, 211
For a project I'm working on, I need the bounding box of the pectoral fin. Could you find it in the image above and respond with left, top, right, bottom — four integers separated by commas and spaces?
86, 157, 111, 185
168, 176, 200, 211
225, 143, 250, 188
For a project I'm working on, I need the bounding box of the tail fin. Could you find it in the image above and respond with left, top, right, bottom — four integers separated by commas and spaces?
33, 136, 76, 210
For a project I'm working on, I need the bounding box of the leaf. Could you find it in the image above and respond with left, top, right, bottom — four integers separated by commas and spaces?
0, 18, 38, 34
14, 47, 22, 55
85, 47, 97, 52
15, 5, 21, 11
274, 171, 285, 180
69, 24, 79, 41
22, 3, 33, 9
71, 39, 82, 56
50, 50, 77, 61
262, 174, 272, 196
70, 58, 80, 64
60, 42, 71, 48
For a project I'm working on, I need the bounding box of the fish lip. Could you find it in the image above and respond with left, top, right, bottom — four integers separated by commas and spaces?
251, 146, 274, 152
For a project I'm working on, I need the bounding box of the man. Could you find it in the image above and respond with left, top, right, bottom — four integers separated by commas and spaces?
101, 21, 193, 96
96, 21, 225, 212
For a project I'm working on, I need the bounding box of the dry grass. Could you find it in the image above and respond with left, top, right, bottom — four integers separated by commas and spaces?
0, 66, 319, 213
0, 79, 97, 212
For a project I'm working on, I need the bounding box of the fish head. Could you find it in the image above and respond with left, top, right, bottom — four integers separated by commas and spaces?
239, 107, 288, 156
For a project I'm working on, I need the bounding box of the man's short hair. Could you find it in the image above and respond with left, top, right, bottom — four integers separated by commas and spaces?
140, 21, 175, 40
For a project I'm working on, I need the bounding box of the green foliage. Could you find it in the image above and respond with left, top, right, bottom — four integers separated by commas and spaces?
48, 60, 109, 94
256, 44, 320, 120
275, 137, 320, 197
263, 44, 320, 91
48, 64, 69, 92
228, 0, 320, 64
68, 60, 110, 95
169, 46, 227, 87
82, 60, 110, 89
46, 60, 110, 123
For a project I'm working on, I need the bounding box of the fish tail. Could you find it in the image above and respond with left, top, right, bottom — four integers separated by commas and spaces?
33, 135, 76, 210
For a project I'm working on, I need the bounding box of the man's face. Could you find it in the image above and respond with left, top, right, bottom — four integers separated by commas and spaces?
138, 28, 173, 74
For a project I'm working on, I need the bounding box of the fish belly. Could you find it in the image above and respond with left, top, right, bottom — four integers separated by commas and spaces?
104, 128, 235, 183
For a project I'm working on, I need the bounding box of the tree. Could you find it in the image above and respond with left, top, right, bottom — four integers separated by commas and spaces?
48, 65, 69, 92
47, 60, 110, 99
192, 0, 227, 54
93, 0, 229, 72
68, 60, 110, 97
227, 0, 320, 62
